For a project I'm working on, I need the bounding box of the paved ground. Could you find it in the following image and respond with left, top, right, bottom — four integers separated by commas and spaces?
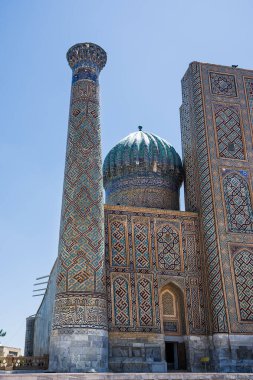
0, 372, 253, 380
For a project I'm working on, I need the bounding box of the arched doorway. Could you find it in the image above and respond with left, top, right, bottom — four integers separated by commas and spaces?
160, 283, 187, 371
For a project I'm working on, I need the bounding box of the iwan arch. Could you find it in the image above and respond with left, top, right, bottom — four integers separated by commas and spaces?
25, 43, 253, 373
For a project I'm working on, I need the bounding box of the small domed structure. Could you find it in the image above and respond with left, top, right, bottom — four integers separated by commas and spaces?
103, 129, 183, 210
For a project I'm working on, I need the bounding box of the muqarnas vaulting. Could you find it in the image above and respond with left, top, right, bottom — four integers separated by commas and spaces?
24, 45, 253, 373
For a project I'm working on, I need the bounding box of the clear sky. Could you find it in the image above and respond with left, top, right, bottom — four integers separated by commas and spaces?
0, 0, 253, 351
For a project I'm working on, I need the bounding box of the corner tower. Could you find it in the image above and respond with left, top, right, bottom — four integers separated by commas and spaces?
181, 62, 253, 371
49, 43, 108, 372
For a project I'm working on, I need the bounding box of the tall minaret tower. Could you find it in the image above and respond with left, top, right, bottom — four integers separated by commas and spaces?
49, 43, 108, 372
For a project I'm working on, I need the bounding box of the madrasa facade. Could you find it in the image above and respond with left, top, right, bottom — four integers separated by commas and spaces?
24, 43, 253, 373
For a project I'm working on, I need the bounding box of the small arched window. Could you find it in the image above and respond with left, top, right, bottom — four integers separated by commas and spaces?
161, 289, 180, 335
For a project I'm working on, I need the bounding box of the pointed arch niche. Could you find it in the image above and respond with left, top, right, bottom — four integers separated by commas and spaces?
160, 283, 186, 336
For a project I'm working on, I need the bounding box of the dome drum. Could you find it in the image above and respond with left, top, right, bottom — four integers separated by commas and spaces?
105, 172, 181, 210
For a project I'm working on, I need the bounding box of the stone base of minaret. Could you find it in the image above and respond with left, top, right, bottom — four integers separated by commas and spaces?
49, 329, 108, 372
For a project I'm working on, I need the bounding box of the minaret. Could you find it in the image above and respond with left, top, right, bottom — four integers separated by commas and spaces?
49, 43, 108, 372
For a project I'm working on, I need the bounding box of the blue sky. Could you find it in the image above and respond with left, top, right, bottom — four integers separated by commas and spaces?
0, 0, 252, 350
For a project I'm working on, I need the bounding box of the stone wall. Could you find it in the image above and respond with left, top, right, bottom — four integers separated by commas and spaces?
211, 334, 253, 373
109, 333, 166, 373
49, 329, 108, 373
184, 335, 211, 372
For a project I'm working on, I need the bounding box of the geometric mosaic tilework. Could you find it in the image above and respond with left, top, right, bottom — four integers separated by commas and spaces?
186, 235, 198, 272
209, 72, 237, 97
214, 104, 244, 160
52, 44, 107, 330
244, 78, 253, 127
223, 171, 253, 233
182, 63, 228, 332
110, 219, 128, 267
56, 78, 105, 298
105, 208, 207, 335
186, 277, 206, 334
137, 276, 153, 326
133, 221, 150, 269
190, 284, 201, 330
180, 77, 198, 212
156, 224, 181, 271
233, 250, 253, 321
112, 275, 131, 326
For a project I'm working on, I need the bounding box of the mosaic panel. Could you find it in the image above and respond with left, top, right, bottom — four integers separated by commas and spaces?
109, 215, 128, 267
233, 250, 253, 321
156, 224, 181, 271
244, 77, 253, 127
214, 104, 244, 160
209, 72, 237, 97
112, 274, 132, 326
137, 275, 154, 326
53, 294, 107, 329
68, 256, 95, 291
132, 218, 150, 269
223, 171, 253, 233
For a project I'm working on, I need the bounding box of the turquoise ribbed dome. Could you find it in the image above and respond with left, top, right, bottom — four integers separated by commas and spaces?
103, 130, 183, 210
103, 130, 183, 183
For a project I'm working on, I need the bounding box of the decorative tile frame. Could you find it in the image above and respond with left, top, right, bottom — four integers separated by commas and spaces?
212, 103, 247, 161
135, 273, 155, 327
229, 243, 253, 325
220, 168, 253, 234
111, 272, 133, 328
154, 219, 184, 272
209, 71, 237, 97
131, 216, 152, 270
108, 214, 130, 268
